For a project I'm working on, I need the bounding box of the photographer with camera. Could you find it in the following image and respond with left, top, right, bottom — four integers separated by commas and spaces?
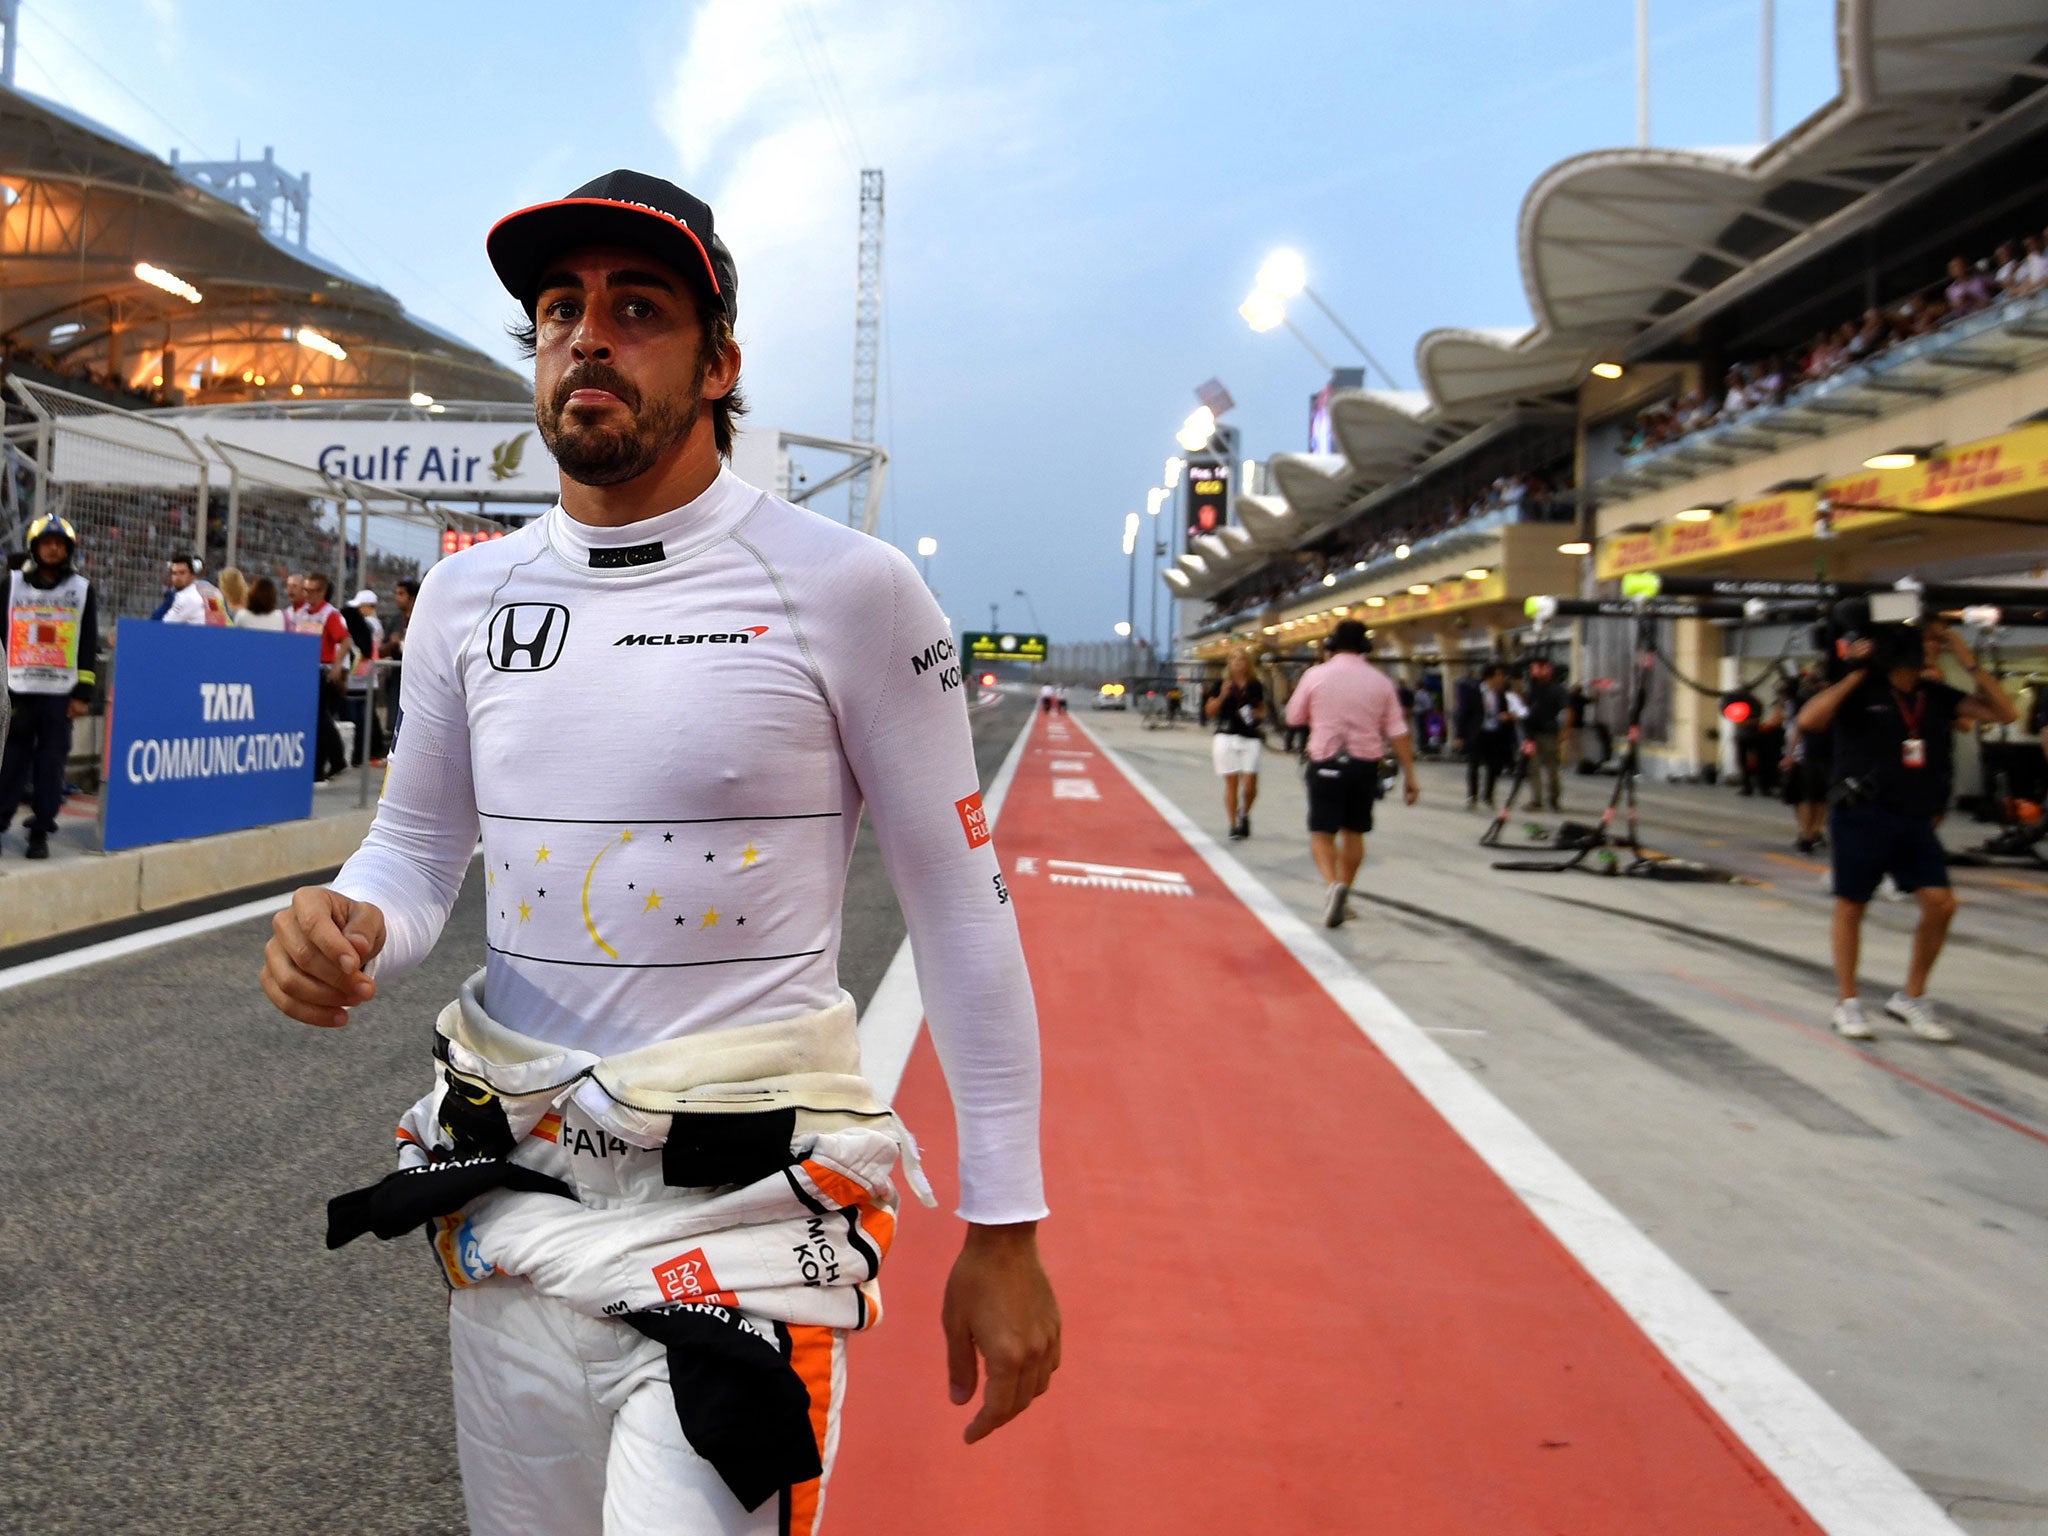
1797, 620, 2015, 1042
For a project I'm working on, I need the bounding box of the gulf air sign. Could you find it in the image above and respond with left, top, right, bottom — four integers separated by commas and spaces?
234, 421, 562, 496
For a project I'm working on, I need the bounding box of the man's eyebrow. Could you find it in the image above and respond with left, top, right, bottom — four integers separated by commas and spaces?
604, 268, 678, 294
534, 268, 677, 301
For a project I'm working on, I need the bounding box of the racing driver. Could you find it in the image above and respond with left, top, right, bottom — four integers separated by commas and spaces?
259, 169, 1058, 1534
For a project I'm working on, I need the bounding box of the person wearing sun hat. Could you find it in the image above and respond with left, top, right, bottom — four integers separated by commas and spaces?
261, 171, 1059, 1533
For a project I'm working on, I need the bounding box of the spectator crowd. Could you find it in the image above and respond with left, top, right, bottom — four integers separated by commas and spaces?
1619, 225, 2048, 459
1210, 468, 1572, 623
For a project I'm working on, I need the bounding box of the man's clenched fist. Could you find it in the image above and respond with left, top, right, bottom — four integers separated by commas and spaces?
260, 886, 386, 1028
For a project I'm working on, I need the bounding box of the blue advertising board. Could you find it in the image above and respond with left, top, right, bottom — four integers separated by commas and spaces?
101, 619, 322, 852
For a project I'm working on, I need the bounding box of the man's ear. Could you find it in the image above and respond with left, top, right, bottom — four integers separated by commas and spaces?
701, 338, 742, 403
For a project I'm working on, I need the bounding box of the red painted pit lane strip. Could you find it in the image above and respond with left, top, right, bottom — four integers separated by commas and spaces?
829, 712, 1920, 1535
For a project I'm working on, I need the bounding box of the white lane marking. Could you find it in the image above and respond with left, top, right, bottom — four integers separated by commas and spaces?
859, 710, 1033, 1101
1073, 716, 1961, 1536
0, 892, 290, 995
1051, 777, 1099, 801
1046, 859, 1192, 896
1049, 760, 1087, 774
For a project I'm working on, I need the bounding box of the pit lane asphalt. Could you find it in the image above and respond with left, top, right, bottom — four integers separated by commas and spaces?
0, 696, 1031, 1535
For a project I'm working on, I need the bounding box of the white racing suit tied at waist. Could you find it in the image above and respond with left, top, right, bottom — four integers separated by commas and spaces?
331, 969, 933, 1511
403, 969, 934, 1318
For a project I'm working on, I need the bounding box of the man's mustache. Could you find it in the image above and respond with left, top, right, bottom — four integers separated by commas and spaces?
552, 363, 641, 415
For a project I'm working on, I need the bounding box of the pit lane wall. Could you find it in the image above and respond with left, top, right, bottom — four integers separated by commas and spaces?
3, 623, 374, 949
0, 804, 376, 949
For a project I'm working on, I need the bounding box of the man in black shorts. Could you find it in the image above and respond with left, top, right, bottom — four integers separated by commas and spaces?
1283, 621, 1418, 927
1796, 622, 2014, 1042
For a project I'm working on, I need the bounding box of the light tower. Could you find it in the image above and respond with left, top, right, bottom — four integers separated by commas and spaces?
849, 168, 883, 526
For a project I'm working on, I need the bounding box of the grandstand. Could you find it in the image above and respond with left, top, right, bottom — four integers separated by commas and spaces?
0, 34, 531, 620
0, 84, 525, 408
1179, 0, 2048, 776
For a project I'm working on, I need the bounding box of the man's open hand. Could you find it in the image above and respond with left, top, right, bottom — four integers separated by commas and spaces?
942, 1221, 1060, 1444
260, 886, 385, 1028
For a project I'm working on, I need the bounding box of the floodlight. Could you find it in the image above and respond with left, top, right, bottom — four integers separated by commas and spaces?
1255, 248, 1307, 300
1322, 573, 1337, 587
1239, 289, 1286, 333
410, 391, 435, 408
1464, 568, 1490, 581
135, 263, 202, 304
295, 327, 348, 361
1146, 487, 1167, 517
1675, 505, 1718, 522
1394, 543, 1410, 559
1558, 540, 1593, 556
1176, 406, 1216, 452
1122, 512, 1140, 556
916, 536, 938, 557
1163, 457, 1185, 489
1864, 446, 1933, 470
1114, 621, 1132, 637
1407, 584, 1432, 596
1590, 362, 1624, 380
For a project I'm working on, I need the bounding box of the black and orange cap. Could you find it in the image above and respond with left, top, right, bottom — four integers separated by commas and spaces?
487, 169, 737, 323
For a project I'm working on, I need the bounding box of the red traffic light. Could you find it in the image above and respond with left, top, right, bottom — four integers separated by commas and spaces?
1720, 694, 1753, 724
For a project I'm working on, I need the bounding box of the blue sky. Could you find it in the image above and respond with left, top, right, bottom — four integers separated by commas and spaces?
17, 0, 1836, 643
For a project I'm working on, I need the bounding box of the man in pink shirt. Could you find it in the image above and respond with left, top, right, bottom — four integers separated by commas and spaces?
1284, 620, 1420, 927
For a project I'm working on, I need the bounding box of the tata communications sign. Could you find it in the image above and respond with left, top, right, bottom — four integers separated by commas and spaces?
101, 621, 321, 851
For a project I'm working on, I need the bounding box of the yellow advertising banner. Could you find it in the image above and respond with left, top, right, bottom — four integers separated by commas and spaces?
1369, 571, 1507, 624
1596, 490, 1820, 580
1595, 421, 2048, 580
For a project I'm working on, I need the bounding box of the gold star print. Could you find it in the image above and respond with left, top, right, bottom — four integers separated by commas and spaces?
739, 843, 760, 868
643, 890, 663, 913
517, 900, 532, 924
535, 843, 551, 864
700, 906, 720, 929
620, 829, 634, 844
486, 868, 496, 889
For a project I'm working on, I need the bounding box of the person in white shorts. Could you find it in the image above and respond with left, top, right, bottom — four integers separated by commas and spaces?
259, 169, 1059, 1536
1202, 648, 1266, 840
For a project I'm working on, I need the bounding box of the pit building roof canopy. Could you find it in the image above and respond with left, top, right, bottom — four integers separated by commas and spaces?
1186, 0, 2048, 605
0, 84, 527, 406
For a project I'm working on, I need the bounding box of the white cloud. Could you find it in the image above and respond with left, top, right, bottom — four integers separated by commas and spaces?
652, 0, 1057, 441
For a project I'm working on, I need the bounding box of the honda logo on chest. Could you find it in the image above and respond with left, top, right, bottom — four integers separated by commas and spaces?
486, 604, 570, 672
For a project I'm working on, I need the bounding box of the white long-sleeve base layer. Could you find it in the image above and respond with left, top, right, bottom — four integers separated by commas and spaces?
331, 468, 1044, 1224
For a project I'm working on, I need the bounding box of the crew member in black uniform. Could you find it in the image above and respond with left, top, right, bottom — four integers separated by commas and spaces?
1796, 622, 2014, 1043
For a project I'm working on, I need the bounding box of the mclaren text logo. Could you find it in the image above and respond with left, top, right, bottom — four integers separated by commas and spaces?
487, 603, 570, 672
614, 625, 770, 647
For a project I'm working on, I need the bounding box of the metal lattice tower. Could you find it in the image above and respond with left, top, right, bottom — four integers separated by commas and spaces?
1, 0, 20, 90
849, 168, 883, 526
170, 145, 311, 248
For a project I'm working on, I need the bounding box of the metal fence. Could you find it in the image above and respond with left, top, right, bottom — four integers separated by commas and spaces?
1039, 640, 1167, 685
2, 378, 501, 624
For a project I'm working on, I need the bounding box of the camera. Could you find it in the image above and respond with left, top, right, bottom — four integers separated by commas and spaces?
1818, 595, 1923, 681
